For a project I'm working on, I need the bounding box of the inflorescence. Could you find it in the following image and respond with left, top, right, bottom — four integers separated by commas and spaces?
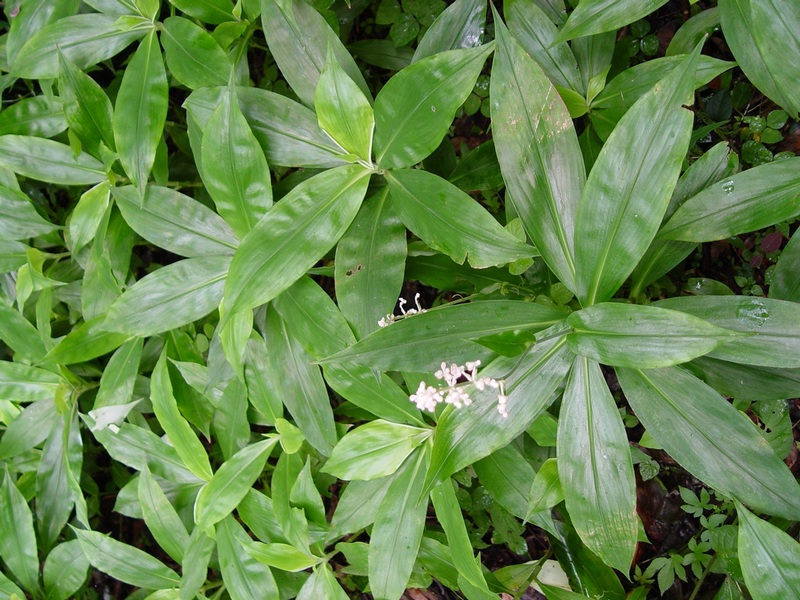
409, 360, 509, 418
378, 293, 426, 328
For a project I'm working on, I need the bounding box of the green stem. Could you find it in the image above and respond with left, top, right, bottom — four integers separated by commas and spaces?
687, 553, 717, 600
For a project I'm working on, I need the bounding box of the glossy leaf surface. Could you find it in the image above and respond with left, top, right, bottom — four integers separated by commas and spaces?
556, 0, 669, 43
160, 16, 231, 90
0, 135, 105, 185
412, 0, 486, 62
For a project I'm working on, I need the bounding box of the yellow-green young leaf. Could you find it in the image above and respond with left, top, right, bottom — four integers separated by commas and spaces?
201, 83, 272, 238
42, 540, 90, 600
194, 437, 279, 530
323, 420, 431, 481
555, 0, 669, 43
151, 352, 213, 481
412, 0, 486, 62
138, 465, 190, 564
374, 43, 493, 169
617, 367, 800, 520
737, 502, 800, 599
103, 256, 230, 338
247, 542, 323, 573
169, 0, 236, 24
315, 48, 374, 162
658, 158, 800, 242
0, 469, 40, 593
0, 136, 105, 185
0, 360, 60, 402
69, 182, 111, 254
296, 564, 350, 600
386, 169, 536, 269
75, 529, 180, 590
558, 357, 637, 573
574, 46, 698, 306
261, 0, 371, 107
12, 14, 147, 79
113, 30, 168, 192
0, 572, 25, 600
161, 16, 231, 90
222, 164, 370, 317
113, 185, 238, 257
216, 516, 280, 600
491, 12, 583, 292
42, 316, 130, 366
566, 303, 747, 368
526, 458, 564, 520
334, 192, 408, 338
655, 296, 800, 368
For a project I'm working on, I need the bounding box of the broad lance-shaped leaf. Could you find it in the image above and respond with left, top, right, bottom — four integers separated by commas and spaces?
374, 43, 493, 169
658, 157, 800, 242
424, 332, 573, 493
686, 356, 800, 402
114, 185, 238, 257
322, 300, 569, 373
0, 183, 58, 240
216, 516, 280, 600
567, 303, 747, 368
558, 357, 637, 574
0, 468, 40, 593
170, 0, 235, 24
574, 45, 698, 306
617, 366, 800, 520
113, 30, 168, 193
0, 94, 65, 138
771, 229, 800, 302
151, 351, 213, 481
194, 437, 279, 530
0, 135, 105, 185
412, 0, 486, 62
0, 360, 60, 402
386, 170, 535, 268
201, 82, 272, 239
555, 0, 669, 43
59, 51, 115, 155
42, 316, 130, 366
12, 14, 147, 79
5, 0, 80, 69
137, 465, 190, 564
491, 12, 583, 292
160, 16, 231, 90
737, 501, 800, 600
261, 0, 370, 107
222, 164, 371, 318
103, 255, 230, 338
75, 529, 180, 590
315, 49, 373, 162
184, 86, 348, 169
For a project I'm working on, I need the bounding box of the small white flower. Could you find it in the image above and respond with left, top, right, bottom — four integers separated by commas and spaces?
378, 294, 427, 327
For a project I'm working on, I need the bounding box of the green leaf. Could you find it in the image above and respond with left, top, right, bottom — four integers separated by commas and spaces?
194, 437, 279, 530
0, 469, 40, 593
42, 316, 130, 365
335, 190, 406, 339
0, 95, 66, 138
374, 43, 493, 169
222, 164, 370, 316
151, 351, 214, 481
296, 565, 350, 600
315, 48, 374, 162
567, 303, 746, 368
655, 296, 800, 368
113, 185, 238, 257
246, 542, 322, 572
261, 0, 371, 107
169, 0, 236, 24
0, 571, 25, 600
103, 256, 230, 337
5, 0, 81, 68
369, 448, 429, 600
348, 39, 414, 70
12, 14, 147, 79
719, 0, 799, 117
425, 334, 573, 492
0, 184, 57, 241
59, 51, 115, 155
216, 516, 280, 600
322, 300, 568, 372
506, 0, 583, 93
526, 458, 564, 519
323, 420, 431, 481
243, 336, 283, 425
68, 182, 111, 255
185, 86, 349, 168
617, 367, 800, 520
94, 337, 143, 409
0, 360, 60, 402
658, 158, 800, 242
0, 302, 46, 364
75, 529, 180, 590
201, 83, 272, 239
160, 16, 231, 90
558, 357, 637, 573
179, 528, 215, 600
574, 47, 698, 305
412, 0, 486, 62
386, 170, 535, 268
0, 135, 105, 185
666, 7, 719, 56
737, 502, 800, 600
771, 230, 800, 302
114, 30, 168, 193
686, 357, 800, 402
138, 465, 191, 564
491, 13, 583, 292
328, 477, 393, 540
555, 0, 669, 43
42, 540, 90, 600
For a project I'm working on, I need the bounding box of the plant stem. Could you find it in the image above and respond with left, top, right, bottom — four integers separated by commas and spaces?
687, 554, 717, 600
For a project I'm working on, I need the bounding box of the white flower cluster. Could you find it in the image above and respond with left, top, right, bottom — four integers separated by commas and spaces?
378, 293, 426, 328
409, 360, 509, 418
